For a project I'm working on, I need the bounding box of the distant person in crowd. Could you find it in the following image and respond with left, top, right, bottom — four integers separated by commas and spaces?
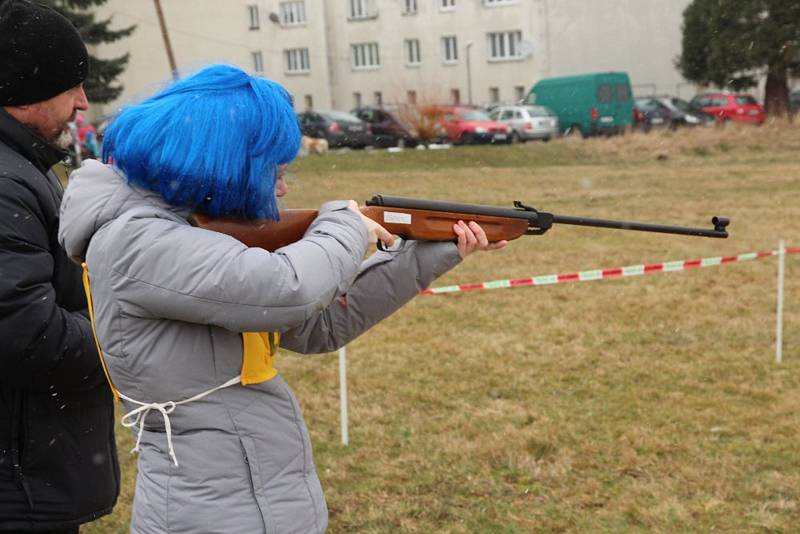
0, 1, 120, 533
58, 63, 506, 533
75, 113, 101, 158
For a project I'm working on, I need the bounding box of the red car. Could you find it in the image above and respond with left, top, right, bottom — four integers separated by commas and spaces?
428, 105, 511, 145
689, 92, 765, 125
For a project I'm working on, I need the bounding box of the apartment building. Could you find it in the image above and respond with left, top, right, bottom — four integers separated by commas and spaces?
92, 0, 692, 117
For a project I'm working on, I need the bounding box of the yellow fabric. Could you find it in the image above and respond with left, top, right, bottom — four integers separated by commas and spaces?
81, 263, 120, 402
240, 332, 280, 385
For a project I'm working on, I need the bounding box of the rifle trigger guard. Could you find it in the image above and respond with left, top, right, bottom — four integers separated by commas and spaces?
376, 239, 400, 252
514, 200, 553, 235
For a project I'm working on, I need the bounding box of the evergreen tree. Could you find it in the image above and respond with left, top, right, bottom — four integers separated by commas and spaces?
42, 0, 135, 103
677, 0, 800, 116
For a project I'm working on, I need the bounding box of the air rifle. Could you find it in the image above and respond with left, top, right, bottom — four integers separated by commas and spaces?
193, 194, 729, 251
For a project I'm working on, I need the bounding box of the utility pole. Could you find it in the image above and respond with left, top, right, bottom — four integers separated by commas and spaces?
153, 0, 178, 80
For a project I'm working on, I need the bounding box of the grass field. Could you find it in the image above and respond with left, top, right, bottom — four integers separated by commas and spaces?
85, 121, 800, 533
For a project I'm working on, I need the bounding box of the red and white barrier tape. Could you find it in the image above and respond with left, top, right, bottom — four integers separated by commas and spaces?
421, 247, 800, 295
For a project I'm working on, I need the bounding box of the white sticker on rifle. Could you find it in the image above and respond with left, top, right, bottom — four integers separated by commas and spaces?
383, 211, 411, 225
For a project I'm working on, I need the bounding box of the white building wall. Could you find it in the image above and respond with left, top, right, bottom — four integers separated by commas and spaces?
324, 0, 539, 109
91, 0, 334, 117
541, 0, 694, 99
92, 0, 697, 117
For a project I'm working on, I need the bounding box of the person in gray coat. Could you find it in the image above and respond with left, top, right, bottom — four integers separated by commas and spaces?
58, 64, 505, 534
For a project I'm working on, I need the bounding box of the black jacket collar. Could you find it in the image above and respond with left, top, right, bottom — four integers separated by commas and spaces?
0, 108, 68, 174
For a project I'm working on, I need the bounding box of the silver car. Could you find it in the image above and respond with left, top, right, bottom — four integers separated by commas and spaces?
489, 105, 560, 142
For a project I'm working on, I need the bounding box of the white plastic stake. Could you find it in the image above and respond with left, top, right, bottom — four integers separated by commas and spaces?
338, 346, 349, 445
776, 240, 785, 364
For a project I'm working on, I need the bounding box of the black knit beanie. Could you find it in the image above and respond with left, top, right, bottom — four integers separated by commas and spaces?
0, 0, 89, 106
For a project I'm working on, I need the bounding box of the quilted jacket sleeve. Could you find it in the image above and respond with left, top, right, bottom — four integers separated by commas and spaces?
99, 201, 371, 332
0, 178, 104, 392
278, 240, 462, 354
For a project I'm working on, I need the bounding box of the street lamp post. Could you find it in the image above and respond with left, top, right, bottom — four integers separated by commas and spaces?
465, 41, 474, 105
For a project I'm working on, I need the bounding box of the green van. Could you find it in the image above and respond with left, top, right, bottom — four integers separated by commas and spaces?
525, 72, 633, 137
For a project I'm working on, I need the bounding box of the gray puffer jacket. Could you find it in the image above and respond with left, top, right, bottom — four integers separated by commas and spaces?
57, 160, 461, 534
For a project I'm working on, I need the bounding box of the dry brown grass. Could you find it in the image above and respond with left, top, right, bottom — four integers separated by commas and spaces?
85, 121, 800, 533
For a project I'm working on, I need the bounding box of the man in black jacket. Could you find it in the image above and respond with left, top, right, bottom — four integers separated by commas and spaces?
0, 1, 120, 533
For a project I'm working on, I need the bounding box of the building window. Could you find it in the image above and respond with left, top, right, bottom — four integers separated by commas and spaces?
353, 92, 362, 108
251, 51, 263, 73
248, 5, 260, 30
440, 0, 455, 10
451, 88, 461, 104
514, 85, 526, 101
349, 0, 376, 20
441, 36, 458, 63
402, 0, 418, 15
285, 48, 310, 73
304, 94, 313, 110
280, 1, 306, 25
352, 42, 380, 69
407, 90, 417, 104
488, 31, 523, 61
405, 39, 421, 66
374, 91, 383, 106
483, 0, 518, 5
489, 87, 500, 103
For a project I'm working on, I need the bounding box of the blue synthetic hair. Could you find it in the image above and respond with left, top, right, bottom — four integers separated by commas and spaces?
102, 64, 300, 220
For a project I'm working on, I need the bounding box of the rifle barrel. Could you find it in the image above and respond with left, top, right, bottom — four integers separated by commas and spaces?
366, 195, 728, 239
552, 214, 728, 238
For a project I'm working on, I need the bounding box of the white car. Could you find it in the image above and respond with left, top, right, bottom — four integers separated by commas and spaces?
489, 105, 560, 143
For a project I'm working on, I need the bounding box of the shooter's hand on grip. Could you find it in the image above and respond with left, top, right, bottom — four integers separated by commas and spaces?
348, 200, 395, 248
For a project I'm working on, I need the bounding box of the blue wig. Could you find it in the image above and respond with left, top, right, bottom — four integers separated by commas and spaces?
102, 64, 300, 220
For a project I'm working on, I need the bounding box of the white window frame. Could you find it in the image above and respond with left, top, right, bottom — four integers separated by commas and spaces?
441, 35, 458, 64
280, 1, 306, 26
440, 0, 455, 10
483, 0, 518, 6
247, 4, 260, 30
402, 0, 418, 15
251, 51, 264, 73
351, 42, 381, 70
487, 30, 523, 61
349, 0, 377, 20
405, 38, 421, 66
284, 48, 310, 74
353, 92, 362, 108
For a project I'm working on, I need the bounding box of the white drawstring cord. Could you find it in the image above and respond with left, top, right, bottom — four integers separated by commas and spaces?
119, 375, 242, 466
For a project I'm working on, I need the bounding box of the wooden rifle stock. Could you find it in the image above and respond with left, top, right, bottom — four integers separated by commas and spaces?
193, 194, 729, 251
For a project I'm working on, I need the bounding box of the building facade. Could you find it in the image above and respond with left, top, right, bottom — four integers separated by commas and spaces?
92, 0, 694, 117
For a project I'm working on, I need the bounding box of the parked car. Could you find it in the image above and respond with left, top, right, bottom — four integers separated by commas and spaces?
428, 106, 511, 145
351, 105, 419, 148
482, 101, 520, 115
654, 96, 715, 127
632, 97, 673, 131
689, 92, 765, 125
524, 71, 633, 137
488, 104, 559, 142
296, 110, 374, 148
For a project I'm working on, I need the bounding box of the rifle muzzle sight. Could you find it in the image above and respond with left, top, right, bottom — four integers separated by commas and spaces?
712, 216, 729, 233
